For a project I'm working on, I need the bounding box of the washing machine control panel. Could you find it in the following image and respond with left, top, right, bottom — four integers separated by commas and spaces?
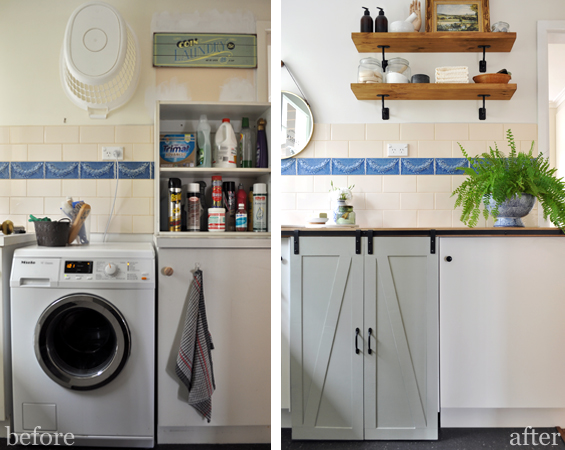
61, 259, 153, 282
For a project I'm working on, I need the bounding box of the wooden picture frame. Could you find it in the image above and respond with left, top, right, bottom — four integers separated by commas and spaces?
426, 0, 490, 32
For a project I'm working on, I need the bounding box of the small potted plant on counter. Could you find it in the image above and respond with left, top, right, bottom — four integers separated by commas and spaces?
329, 181, 356, 225
453, 129, 565, 230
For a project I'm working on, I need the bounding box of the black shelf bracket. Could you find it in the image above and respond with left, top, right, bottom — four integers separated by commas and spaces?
478, 94, 490, 120
355, 229, 362, 254
478, 45, 490, 73
378, 45, 390, 72
378, 94, 390, 120
294, 230, 300, 254
367, 230, 374, 255
430, 230, 436, 254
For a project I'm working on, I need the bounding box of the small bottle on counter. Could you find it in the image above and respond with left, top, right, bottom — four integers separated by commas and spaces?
187, 183, 201, 232
235, 203, 247, 232
360, 7, 373, 32
375, 7, 388, 32
253, 183, 268, 232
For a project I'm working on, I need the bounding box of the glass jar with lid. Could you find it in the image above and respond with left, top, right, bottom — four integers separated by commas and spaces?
357, 57, 383, 84
385, 57, 411, 83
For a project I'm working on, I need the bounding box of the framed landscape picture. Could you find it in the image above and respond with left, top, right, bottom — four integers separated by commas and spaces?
426, 0, 490, 32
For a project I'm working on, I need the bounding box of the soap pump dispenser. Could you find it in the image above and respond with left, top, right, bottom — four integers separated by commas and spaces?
361, 7, 373, 32
375, 7, 388, 32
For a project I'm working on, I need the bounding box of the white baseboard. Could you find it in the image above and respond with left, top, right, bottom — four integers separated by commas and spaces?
157, 426, 270, 444
281, 409, 291, 428
442, 408, 565, 427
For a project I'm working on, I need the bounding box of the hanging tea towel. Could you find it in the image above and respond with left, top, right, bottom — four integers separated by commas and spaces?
175, 269, 215, 422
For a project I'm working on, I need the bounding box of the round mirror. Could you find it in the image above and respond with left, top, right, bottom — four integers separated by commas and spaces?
281, 91, 314, 159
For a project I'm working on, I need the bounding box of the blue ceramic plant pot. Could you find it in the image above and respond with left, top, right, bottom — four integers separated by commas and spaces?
485, 193, 536, 227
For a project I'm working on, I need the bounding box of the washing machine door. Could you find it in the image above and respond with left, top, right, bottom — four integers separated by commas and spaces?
34, 293, 131, 390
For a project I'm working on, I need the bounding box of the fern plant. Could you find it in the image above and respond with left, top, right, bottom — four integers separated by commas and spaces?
452, 129, 565, 230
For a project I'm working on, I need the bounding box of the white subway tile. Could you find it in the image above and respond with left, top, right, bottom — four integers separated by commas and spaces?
0, 145, 27, 161
417, 176, 452, 193
27, 180, 61, 197
96, 179, 133, 198
115, 126, 152, 144
132, 180, 154, 198
80, 126, 115, 144
383, 175, 417, 193
418, 210, 452, 227
0, 198, 9, 214
10, 180, 26, 197
312, 124, 330, 141
435, 123, 469, 141
366, 123, 400, 141
469, 123, 504, 141
453, 141, 486, 157
503, 124, 537, 141
521, 140, 538, 156
382, 210, 417, 227
365, 193, 400, 210
418, 141, 451, 158
349, 193, 366, 210
44, 126, 79, 144
63, 144, 98, 161
114, 198, 150, 215
349, 141, 383, 158
281, 210, 311, 226
281, 176, 314, 193
133, 216, 154, 233
331, 124, 365, 141
97, 215, 132, 233
133, 144, 155, 161
281, 193, 296, 210
86, 198, 112, 214
383, 141, 417, 157
485, 140, 511, 155
347, 175, 382, 193
400, 193, 434, 210
296, 193, 331, 210
44, 197, 68, 215
452, 175, 468, 191
400, 123, 434, 141
314, 141, 348, 158
62, 180, 97, 198
11, 197, 43, 215
10, 127, 43, 144
27, 144, 62, 161
0, 127, 9, 144
313, 175, 347, 193
435, 193, 458, 210
355, 210, 383, 228
296, 141, 316, 158
452, 210, 486, 228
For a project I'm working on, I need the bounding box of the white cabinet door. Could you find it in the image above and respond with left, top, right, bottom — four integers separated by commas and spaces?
157, 247, 271, 431
364, 237, 438, 440
290, 237, 364, 440
281, 238, 291, 410
440, 237, 565, 412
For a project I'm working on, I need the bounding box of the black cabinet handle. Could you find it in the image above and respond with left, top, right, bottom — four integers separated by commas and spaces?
368, 328, 373, 355
446, 256, 452, 262
355, 328, 360, 354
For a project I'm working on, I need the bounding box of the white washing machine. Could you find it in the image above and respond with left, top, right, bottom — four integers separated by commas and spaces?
10, 243, 155, 447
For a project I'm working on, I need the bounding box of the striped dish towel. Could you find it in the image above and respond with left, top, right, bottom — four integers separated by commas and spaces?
175, 269, 215, 422
435, 66, 469, 83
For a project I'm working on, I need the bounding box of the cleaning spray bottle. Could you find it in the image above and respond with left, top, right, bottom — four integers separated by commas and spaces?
197, 114, 211, 167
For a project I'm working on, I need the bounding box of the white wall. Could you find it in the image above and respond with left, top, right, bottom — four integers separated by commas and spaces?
282, 0, 565, 124
0, 0, 270, 126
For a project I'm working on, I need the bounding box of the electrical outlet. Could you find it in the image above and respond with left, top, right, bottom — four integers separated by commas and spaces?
102, 146, 124, 160
387, 143, 408, 157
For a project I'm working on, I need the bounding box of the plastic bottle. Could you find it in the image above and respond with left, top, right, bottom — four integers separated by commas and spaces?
235, 203, 247, 232
239, 117, 254, 168
197, 115, 211, 167
214, 118, 237, 168
168, 178, 181, 232
187, 183, 201, 232
376, 7, 388, 32
253, 183, 268, 232
223, 181, 236, 231
211, 175, 223, 207
256, 118, 268, 168
361, 7, 373, 32
208, 208, 225, 232
236, 183, 247, 210
247, 186, 254, 231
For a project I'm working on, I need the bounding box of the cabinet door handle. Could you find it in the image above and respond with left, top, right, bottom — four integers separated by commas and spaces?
355, 328, 360, 354
162, 267, 174, 276
367, 328, 373, 355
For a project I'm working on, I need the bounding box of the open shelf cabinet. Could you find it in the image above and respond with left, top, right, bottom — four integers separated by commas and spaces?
351, 83, 517, 100
154, 101, 271, 238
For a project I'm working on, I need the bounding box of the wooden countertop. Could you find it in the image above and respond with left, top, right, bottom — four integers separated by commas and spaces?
281, 227, 565, 237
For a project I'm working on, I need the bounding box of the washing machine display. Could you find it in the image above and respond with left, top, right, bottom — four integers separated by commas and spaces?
64, 261, 93, 273
35, 294, 131, 391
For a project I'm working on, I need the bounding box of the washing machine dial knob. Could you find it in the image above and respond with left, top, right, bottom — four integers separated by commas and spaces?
104, 263, 118, 276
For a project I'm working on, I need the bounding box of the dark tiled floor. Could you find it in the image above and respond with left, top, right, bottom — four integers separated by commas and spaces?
282, 427, 565, 449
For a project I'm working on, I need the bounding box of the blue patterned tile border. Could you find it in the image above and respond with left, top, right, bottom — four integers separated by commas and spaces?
281, 159, 297, 175
0, 163, 9, 179
331, 158, 365, 175
367, 158, 400, 175
283, 157, 474, 176
80, 162, 115, 179
401, 158, 435, 175
118, 162, 151, 179
436, 158, 469, 175
296, 158, 331, 175
11, 162, 44, 179
46, 162, 79, 179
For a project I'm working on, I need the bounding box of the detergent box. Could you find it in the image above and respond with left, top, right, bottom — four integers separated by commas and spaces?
160, 133, 196, 167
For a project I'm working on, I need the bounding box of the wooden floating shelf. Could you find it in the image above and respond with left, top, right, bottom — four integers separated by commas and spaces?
351, 32, 517, 53
351, 83, 517, 101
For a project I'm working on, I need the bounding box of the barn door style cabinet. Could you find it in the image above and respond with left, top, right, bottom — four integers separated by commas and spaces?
289, 235, 438, 440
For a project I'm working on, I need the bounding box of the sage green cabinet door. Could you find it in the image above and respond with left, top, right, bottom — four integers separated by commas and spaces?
364, 237, 438, 440
290, 237, 364, 440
